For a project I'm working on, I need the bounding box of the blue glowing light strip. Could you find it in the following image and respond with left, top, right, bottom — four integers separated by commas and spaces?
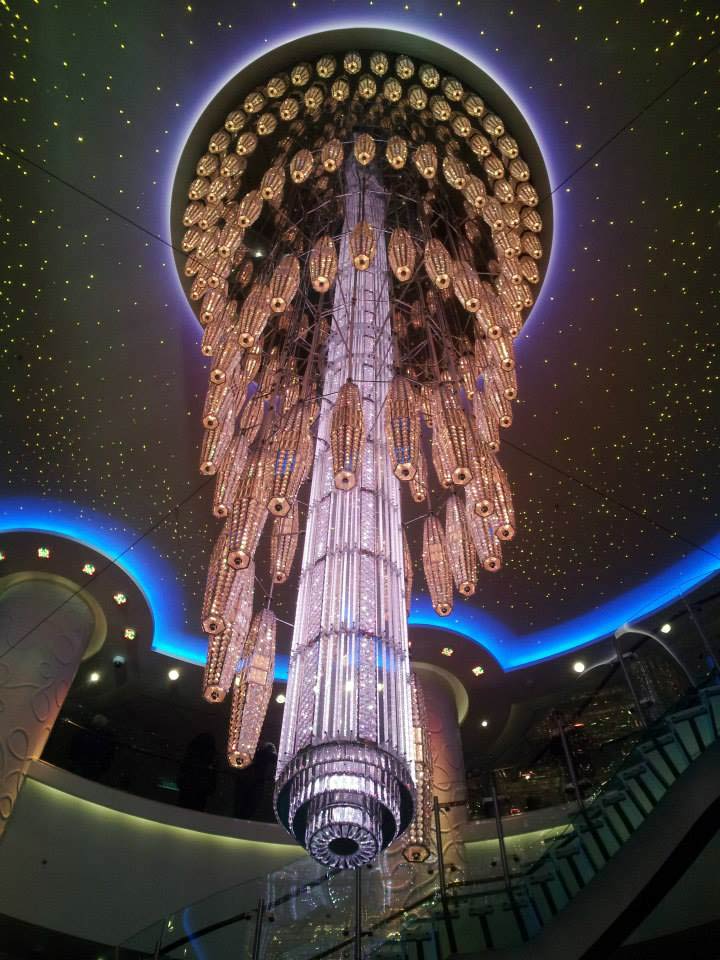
409, 532, 720, 670
2, 497, 718, 674
0, 497, 289, 680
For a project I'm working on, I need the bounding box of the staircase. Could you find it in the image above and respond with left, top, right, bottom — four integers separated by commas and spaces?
373, 684, 720, 958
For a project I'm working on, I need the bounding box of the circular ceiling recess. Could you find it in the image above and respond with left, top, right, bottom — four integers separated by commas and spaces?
170, 28, 553, 290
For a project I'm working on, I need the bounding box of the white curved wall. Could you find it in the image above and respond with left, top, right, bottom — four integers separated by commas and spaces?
0, 760, 304, 945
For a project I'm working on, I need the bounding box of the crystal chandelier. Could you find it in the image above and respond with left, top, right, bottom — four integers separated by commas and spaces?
182, 47, 546, 868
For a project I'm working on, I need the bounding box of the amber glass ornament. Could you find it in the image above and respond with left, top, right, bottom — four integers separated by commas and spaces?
290, 62, 311, 86
422, 515, 452, 616
395, 54, 415, 79
202, 563, 255, 700
409, 446, 428, 504
429, 95, 451, 122
354, 132, 376, 166
383, 77, 402, 102
357, 74, 377, 100
413, 143, 438, 179
316, 54, 336, 79
269, 255, 300, 314
237, 283, 271, 348
513, 181, 536, 206
471, 392, 501, 453
408, 85, 427, 111
270, 509, 300, 584
200, 397, 235, 476
385, 376, 419, 480
235, 131, 259, 156
369, 51, 389, 76
343, 51, 362, 75
521, 208, 543, 234
442, 155, 467, 190
199, 289, 227, 326
386, 135, 408, 169
465, 506, 503, 572
388, 228, 417, 282
224, 109, 247, 133
319, 138, 342, 173
237, 190, 263, 228
267, 403, 311, 516
431, 382, 477, 485
279, 97, 300, 121
266, 75, 288, 98
402, 528, 413, 616
227, 608, 276, 767
424, 238, 453, 289
331, 77, 350, 102
330, 379, 365, 490
213, 433, 250, 519
309, 235, 338, 293
259, 165, 285, 201
349, 221, 376, 271
463, 174, 487, 211
453, 261, 483, 312
227, 452, 270, 569
445, 494, 478, 597
290, 148, 314, 183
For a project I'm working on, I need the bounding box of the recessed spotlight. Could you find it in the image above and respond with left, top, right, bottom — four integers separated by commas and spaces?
441, 647, 453, 657
276, 693, 286, 704
573, 660, 586, 673
480, 719, 488, 728
37, 546, 51, 559
0, 550, 6, 561
124, 627, 136, 640
168, 668, 180, 681
113, 592, 127, 606
471, 665, 484, 677
660, 623, 672, 635
82, 562, 96, 575
89, 671, 100, 683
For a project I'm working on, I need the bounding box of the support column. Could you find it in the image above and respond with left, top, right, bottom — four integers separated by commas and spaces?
0, 577, 96, 837
415, 664, 468, 879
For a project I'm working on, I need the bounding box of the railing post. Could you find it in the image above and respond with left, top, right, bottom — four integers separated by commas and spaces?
613, 635, 648, 728
684, 598, 720, 676
489, 771, 511, 891
251, 897, 265, 960
354, 866, 363, 960
555, 712, 585, 812
433, 794, 457, 954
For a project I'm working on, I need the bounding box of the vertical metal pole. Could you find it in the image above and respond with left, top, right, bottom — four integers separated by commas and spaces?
489, 771, 511, 891
152, 916, 167, 959
432, 795, 447, 904
684, 598, 720, 675
555, 712, 585, 811
433, 795, 457, 953
251, 897, 265, 960
354, 867, 363, 960
613, 636, 648, 728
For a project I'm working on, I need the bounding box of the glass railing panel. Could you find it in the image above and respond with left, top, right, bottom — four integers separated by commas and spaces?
118, 575, 720, 958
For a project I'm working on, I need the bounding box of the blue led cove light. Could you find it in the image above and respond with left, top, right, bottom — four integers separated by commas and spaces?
0, 496, 289, 679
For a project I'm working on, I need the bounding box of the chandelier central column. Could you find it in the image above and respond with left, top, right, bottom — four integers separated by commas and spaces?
274, 152, 415, 868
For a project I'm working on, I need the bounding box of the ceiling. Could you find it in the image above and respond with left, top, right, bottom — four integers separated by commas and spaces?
1, 0, 718, 679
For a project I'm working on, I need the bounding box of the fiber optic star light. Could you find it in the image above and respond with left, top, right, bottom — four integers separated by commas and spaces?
177, 42, 547, 868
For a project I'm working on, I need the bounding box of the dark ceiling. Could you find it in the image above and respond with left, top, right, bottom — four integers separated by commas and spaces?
1, 1, 718, 670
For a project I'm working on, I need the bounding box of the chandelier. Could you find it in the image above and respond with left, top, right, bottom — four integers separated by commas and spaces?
181, 47, 546, 868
